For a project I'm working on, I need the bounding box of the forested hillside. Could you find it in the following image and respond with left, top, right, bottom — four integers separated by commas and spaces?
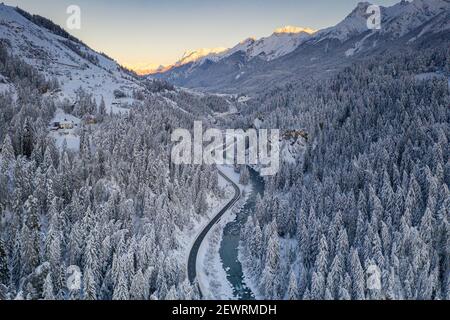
239, 47, 450, 300
0, 42, 225, 300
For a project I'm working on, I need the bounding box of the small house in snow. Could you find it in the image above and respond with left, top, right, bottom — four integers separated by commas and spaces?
50, 118, 74, 130
59, 120, 75, 130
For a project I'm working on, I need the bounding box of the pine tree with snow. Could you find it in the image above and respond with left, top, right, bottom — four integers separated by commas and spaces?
98, 97, 107, 121
287, 271, 299, 300
166, 286, 179, 300
43, 273, 55, 300
112, 258, 130, 301
350, 249, 365, 300
179, 279, 195, 300
21, 118, 34, 158
239, 166, 250, 185
130, 269, 146, 300
83, 267, 97, 300
0, 239, 8, 286
419, 208, 434, 246
313, 235, 327, 272
310, 271, 325, 300
84, 227, 100, 288
195, 189, 209, 216
0, 135, 15, 173
22, 195, 41, 277
260, 223, 281, 299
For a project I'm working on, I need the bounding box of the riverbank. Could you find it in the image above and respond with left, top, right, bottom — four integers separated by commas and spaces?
196, 166, 253, 299
219, 167, 263, 300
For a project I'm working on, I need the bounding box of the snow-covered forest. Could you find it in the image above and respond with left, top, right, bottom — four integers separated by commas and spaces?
239, 47, 450, 300
0, 40, 230, 299
0, 1, 449, 301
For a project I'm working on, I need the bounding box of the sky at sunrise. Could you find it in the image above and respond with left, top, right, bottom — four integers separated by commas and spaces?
4, 0, 400, 71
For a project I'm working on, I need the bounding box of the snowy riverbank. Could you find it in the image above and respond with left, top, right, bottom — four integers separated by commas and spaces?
195, 166, 253, 299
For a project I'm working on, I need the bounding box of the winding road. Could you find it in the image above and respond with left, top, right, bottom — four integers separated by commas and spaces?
187, 169, 241, 297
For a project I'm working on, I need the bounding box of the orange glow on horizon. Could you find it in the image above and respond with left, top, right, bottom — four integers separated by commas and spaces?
122, 25, 316, 75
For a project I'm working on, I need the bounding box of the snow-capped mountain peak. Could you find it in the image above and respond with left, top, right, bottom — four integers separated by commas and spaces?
314, 2, 373, 42
349, 1, 373, 17
176, 47, 228, 66
246, 30, 313, 60
193, 26, 316, 64
145, 47, 230, 74
273, 26, 317, 35
314, 0, 450, 42
381, 0, 450, 38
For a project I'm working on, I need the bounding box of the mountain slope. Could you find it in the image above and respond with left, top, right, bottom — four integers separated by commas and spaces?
0, 4, 144, 112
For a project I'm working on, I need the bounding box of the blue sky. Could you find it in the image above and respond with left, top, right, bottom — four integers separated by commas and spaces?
4, 0, 400, 69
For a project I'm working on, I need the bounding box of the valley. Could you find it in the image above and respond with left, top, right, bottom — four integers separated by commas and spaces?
0, 0, 448, 302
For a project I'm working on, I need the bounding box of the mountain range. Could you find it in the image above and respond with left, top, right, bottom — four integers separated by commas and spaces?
0, 0, 448, 99
152, 0, 450, 93
146, 25, 316, 75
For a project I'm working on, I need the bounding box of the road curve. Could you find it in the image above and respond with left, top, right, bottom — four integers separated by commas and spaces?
187, 168, 241, 298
